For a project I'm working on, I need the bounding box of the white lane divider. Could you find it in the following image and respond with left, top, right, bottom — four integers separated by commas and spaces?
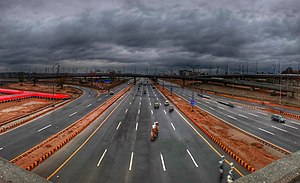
160, 103, 162, 106
209, 107, 215, 111
218, 107, 225, 110
38, 124, 52, 132
138, 109, 140, 114
139, 102, 141, 106
151, 110, 154, 115
149, 103, 151, 105
88, 95, 90, 97
170, 123, 176, 130
283, 124, 298, 130
0, 147, 3, 151
271, 126, 288, 132
97, 149, 108, 167
227, 115, 237, 120
116, 122, 122, 130
258, 128, 274, 135
132, 97, 134, 100
69, 112, 77, 117
197, 101, 201, 104
149, 97, 151, 100
129, 152, 134, 171
160, 153, 167, 172
125, 109, 128, 113
290, 121, 300, 126
98, 98, 102, 101
163, 110, 167, 114
249, 113, 258, 117
238, 114, 249, 119
86, 104, 92, 108
129, 102, 132, 105
135, 123, 139, 131
236, 106, 243, 109
257, 111, 268, 116
186, 149, 199, 168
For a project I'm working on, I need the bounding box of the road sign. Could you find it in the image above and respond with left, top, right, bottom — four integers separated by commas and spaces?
104, 79, 111, 83
170, 87, 173, 92
191, 100, 195, 106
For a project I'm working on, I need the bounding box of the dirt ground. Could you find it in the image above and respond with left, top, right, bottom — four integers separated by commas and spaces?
0, 82, 81, 125
0, 98, 53, 125
13, 84, 132, 169
156, 84, 284, 170
6, 82, 81, 99
164, 79, 300, 110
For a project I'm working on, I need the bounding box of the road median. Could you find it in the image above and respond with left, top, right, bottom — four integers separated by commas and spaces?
155, 83, 285, 172
10, 84, 132, 171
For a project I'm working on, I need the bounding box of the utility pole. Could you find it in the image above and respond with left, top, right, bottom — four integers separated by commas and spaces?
187, 65, 201, 112
52, 63, 59, 107
168, 68, 176, 96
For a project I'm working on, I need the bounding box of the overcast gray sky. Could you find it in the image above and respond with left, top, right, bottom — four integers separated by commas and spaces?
0, 0, 299, 73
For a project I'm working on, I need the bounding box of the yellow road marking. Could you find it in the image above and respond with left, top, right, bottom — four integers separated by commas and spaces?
47, 91, 130, 180
175, 108, 244, 177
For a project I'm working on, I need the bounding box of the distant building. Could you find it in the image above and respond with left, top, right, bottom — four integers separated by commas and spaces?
282, 67, 300, 74
179, 69, 192, 76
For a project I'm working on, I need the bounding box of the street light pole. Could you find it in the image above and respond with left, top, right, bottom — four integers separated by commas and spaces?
52, 63, 59, 107
187, 65, 201, 112
168, 68, 176, 96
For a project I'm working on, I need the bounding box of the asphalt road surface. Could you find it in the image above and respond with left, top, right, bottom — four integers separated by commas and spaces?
34, 79, 247, 183
160, 80, 300, 152
0, 82, 130, 160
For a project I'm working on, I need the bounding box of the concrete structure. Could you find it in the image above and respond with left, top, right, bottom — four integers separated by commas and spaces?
0, 157, 50, 183
234, 150, 300, 183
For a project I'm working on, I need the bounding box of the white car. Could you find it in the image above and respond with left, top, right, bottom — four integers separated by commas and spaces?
164, 101, 169, 106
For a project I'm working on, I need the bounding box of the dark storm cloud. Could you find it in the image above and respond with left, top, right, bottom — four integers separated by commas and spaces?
0, 0, 299, 73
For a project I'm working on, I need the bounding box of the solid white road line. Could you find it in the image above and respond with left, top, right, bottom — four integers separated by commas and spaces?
249, 113, 258, 117
135, 123, 139, 131
160, 153, 166, 172
138, 109, 140, 114
98, 98, 102, 101
209, 107, 215, 111
171, 123, 176, 130
69, 112, 77, 117
129, 152, 134, 171
238, 114, 249, 119
86, 104, 92, 108
164, 110, 167, 114
116, 122, 122, 130
129, 102, 132, 105
38, 124, 52, 132
151, 110, 153, 114
218, 107, 225, 110
227, 115, 237, 120
258, 128, 274, 135
186, 149, 199, 168
97, 149, 108, 167
257, 111, 268, 116
0, 147, 3, 151
125, 109, 128, 113
283, 124, 298, 130
271, 126, 288, 132
290, 121, 300, 126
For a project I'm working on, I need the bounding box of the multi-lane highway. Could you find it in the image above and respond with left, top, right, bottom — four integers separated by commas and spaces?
160, 80, 300, 152
0, 82, 130, 160
32, 79, 248, 183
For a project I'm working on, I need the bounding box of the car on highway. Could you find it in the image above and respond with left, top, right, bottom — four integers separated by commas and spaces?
271, 114, 286, 123
143, 90, 147, 94
164, 100, 169, 106
154, 102, 159, 109
109, 91, 114, 95
169, 105, 174, 112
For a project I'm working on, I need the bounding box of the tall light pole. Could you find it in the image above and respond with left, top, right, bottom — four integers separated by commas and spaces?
168, 68, 176, 96
187, 65, 201, 112
52, 63, 59, 107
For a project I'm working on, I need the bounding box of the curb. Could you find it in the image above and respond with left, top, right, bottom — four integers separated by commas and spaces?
12, 85, 132, 171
